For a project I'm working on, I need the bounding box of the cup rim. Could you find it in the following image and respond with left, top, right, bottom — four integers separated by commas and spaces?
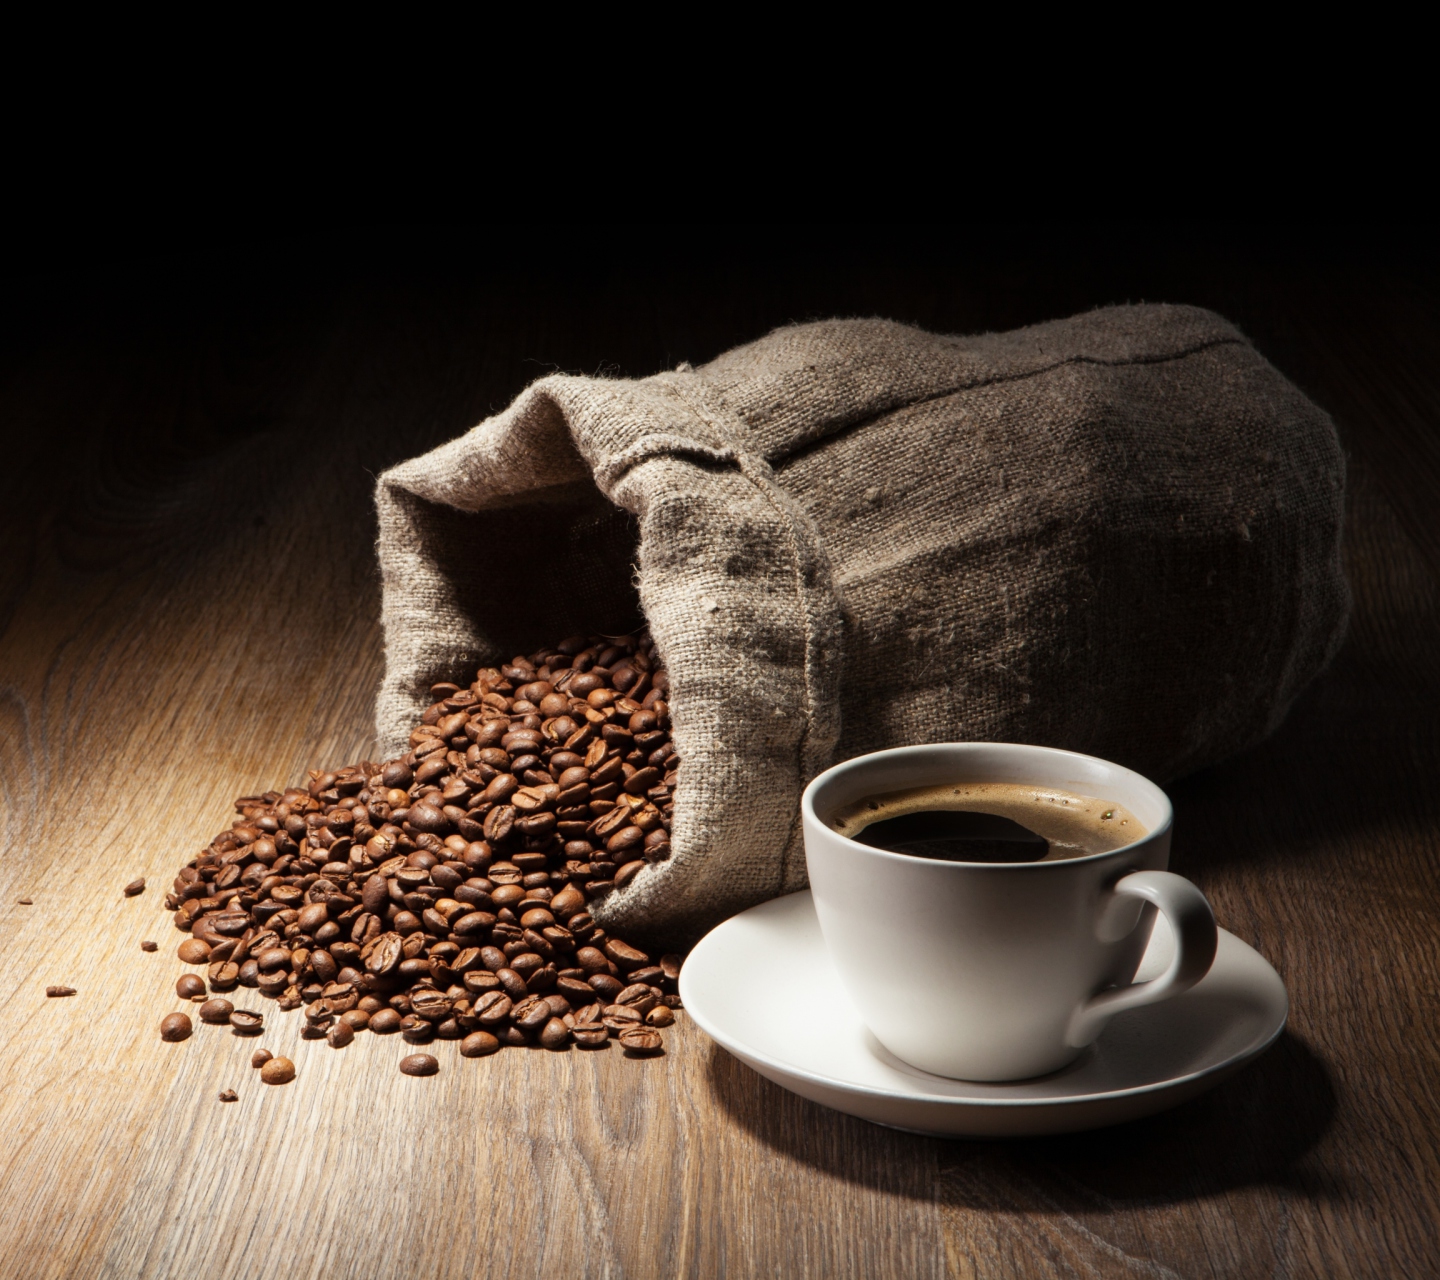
802, 742, 1173, 870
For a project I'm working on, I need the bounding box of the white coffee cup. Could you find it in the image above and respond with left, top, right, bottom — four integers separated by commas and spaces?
802, 743, 1218, 1082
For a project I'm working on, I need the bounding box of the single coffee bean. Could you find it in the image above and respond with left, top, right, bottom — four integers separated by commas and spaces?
229, 1010, 264, 1033
369, 1008, 402, 1034
463, 970, 502, 995
575, 946, 609, 973
604, 939, 650, 970
589, 974, 624, 1001
260, 1056, 295, 1084
475, 992, 513, 1026
539, 1017, 571, 1049
340, 1009, 370, 1031
646, 1005, 675, 1027
160, 1013, 192, 1042
460, 1030, 501, 1057
327, 1020, 355, 1048
218, 1089, 238, 1102
400, 1015, 436, 1043
45, 985, 77, 998
496, 968, 528, 1000
410, 990, 452, 1021
124, 878, 146, 897
512, 995, 551, 1031
175, 974, 206, 1000
177, 939, 212, 964
572, 1025, 610, 1049
615, 983, 658, 1014
602, 1004, 643, 1033
251, 1049, 273, 1068
199, 998, 234, 1024
141, 940, 158, 952
399, 1053, 439, 1076
619, 1026, 664, 1055
208, 962, 240, 991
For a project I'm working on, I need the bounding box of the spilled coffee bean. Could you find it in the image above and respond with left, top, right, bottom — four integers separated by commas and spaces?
160, 1013, 192, 1041
46, 986, 76, 998
260, 1056, 295, 1084
154, 630, 685, 1075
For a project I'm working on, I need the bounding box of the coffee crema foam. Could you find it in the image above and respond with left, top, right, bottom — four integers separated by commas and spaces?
829, 781, 1147, 861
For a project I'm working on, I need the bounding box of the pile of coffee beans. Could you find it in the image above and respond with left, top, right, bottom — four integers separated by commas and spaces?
160, 630, 682, 1066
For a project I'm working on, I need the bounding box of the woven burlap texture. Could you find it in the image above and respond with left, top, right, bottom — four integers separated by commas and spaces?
375, 304, 1349, 944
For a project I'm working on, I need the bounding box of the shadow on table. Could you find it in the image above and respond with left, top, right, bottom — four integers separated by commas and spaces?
704, 1029, 1342, 1210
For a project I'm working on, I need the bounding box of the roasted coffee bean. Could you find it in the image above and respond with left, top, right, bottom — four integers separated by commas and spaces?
475, 991, 513, 1026
362, 932, 403, 974
512, 995, 551, 1031
400, 1015, 436, 1043
495, 968, 528, 1000
260, 1056, 295, 1084
199, 998, 235, 1024
410, 990, 452, 1021
177, 939, 212, 964
251, 1049, 273, 1068
604, 939, 649, 970
616, 983, 658, 1015
540, 1017, 571, 1049
460, 1030, 501, 1057
229, 1009, 264, 1033
399, 1053, 439, 1076
160, 1013, 192, 1041
602, 1004, 643, 1033
557, 976, 597, 1004
218, 1089, 238, 1102
382, 761, 414, 790
256, 947, 290, 973
208, 962, 240, 991
369, 1008, 402, 1034
328, 1020, 355, 1048
45, 985, 77, 997
589, 974, 624, 1001
141, 940, 158, 952
176, 975, 206, 1000
340, 1009, 370, 1031
124, 878, 146, 897
464, 970, 502, 995
619, 1026, 664, 1055
646, 1005, 676, 1027
572, 1025, 610, 1049
576, 946, 609, 973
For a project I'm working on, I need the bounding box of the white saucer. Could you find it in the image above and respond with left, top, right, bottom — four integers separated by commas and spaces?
680, 890, 1288, 1138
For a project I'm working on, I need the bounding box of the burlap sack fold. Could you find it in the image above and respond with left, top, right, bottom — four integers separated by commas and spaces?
375, 304, 1348, 944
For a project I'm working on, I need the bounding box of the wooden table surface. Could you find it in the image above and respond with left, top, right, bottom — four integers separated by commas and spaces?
2, 230, 1438, 1278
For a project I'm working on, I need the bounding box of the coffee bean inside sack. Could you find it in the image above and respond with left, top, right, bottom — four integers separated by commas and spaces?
160, 630, 684, 1065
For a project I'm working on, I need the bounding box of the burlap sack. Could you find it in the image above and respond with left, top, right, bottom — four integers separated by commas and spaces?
375, 304, 1348, 944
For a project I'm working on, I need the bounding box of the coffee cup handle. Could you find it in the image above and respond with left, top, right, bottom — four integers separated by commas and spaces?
1067, 870, 1218, 1048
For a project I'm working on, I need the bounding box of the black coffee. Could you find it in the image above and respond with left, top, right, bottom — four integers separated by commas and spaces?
854, 809, 1048, 862
830, 781, 1147, 863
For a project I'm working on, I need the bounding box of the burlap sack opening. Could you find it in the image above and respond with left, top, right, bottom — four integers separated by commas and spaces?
376, 304, 1348, 945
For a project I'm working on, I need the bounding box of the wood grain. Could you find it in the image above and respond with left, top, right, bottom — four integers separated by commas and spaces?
2, 239, 1438, 1278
